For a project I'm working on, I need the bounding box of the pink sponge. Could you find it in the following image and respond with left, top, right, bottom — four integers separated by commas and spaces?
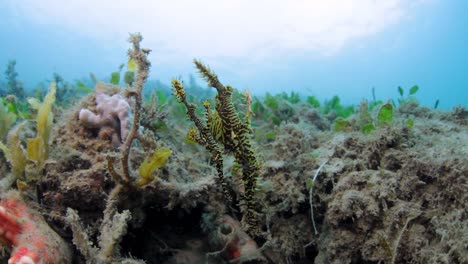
79, 86, 132, 147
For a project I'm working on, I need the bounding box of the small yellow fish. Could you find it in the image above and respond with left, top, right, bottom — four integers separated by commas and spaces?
127, 57, 137, 72
16, 179, 29, 191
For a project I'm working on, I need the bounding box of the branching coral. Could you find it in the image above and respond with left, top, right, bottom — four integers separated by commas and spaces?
172, 60, 260, 236
65, 185, 140, 264
106, 33, 154, 186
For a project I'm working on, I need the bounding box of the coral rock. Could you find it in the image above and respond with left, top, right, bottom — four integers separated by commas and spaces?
0, 191, 71, 264
79, 86, 131, 147
216, 215, 265, 263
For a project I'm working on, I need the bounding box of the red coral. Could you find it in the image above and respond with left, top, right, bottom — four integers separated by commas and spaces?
0, 191, 71, 264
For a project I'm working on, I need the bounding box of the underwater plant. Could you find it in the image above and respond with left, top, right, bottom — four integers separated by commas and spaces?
434, 99, 440, 109
0, 82, 5, 97
279, 91, 301, 104
110, 64, 124, 85
4, 60, 26, 100
123, 71, 135, 86
264, 92, 279, 110
50, 72, 79, 105
251, 96, 281, 126
0, 99, 17, 140
75, 80, 93, 94
396, 85, 419, 106
357, 100, 374, 133
105, 33, 171, 188
172, 60, 261, 236
0, 123, 27, 191
0, 95, 30, 120
89, 72, 99, 85
306, 95, 321, 108
26, 82, 56, 176
332, 117, 352, 132
323, 95, 355, 118
252, 92, 296, 126
333, 99, 396, 134
377, 101, 393, 126
0, 83, 56, 191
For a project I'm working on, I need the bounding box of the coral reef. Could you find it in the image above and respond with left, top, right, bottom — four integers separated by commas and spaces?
0, 33, 466, 264
312, 122, 468, 263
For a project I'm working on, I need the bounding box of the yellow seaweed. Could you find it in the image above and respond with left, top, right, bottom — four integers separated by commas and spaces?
26, 137, 42, 163
26, 82, 56, 169
0, 122, 27, 179
0, 141, 10, 161
36, 82, 56, 139
137, 148, 172, 187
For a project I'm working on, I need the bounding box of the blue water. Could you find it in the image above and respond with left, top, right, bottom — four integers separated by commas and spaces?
0, 1, 466, 109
